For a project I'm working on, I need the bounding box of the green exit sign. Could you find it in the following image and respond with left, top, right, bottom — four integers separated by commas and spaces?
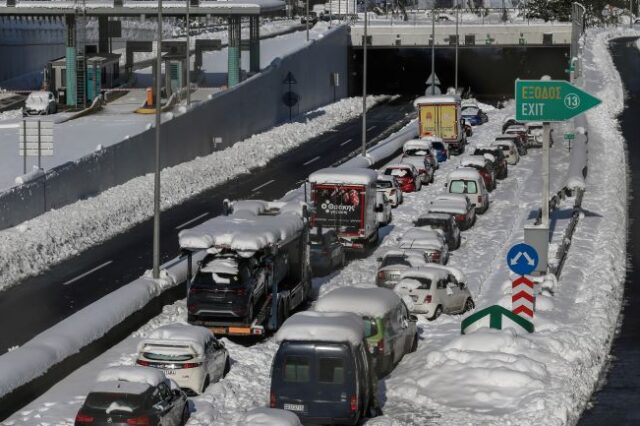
515, 79, 601, 122
564, 132, 576, 140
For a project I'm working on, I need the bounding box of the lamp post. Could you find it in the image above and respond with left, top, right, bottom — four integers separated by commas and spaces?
361, 0, 368, 156
306, 0, 309, 41
153, 0, 163, 279
455, 3, 459, 91
186, 0, 190, 106
431, 4, 435, 95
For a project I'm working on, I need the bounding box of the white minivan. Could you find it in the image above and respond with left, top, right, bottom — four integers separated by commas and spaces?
445, 168, 489, 214
136, 323, 229, 395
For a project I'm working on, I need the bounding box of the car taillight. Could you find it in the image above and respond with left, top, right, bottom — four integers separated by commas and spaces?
235, 287, 246, 296
75, 413, 94, 424
350, 394, 358, 413
424, 295, 432, 303
478, 195, 483, 204
136, 359, 150, 366
180, 362, 202, 369
431, 252, 441, 262
455, 214, 465, 222
377, 339, 384, 353
270, 391, 276, 408
127, 416, 150, 426
377, 271, 386, 281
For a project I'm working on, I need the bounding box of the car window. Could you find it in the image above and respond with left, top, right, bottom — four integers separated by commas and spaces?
318, 357, 345, 384
376, 180, 392, 189
381, 256, 411, 268
142, 352, 194, 362
363, 317, 378, 338
449, 180, 477, 194
437, 279, 446, 289
158, 382, 172, 401
283, 356, 310, 383
83, 392, 147, 413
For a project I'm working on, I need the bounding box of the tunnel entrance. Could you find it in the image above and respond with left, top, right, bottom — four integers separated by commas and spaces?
349, 46, 570, 103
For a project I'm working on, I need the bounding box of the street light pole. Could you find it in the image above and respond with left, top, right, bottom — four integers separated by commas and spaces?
431, 4, 435, 95
361, 0, 368, 156
153, 0, 163, 279
455, 4, 459, 92
186, 0, 190, 106
306, 0, 309, 41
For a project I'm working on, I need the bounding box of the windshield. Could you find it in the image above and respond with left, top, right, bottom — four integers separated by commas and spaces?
449, 180, 478, 194
416, 218, 447, 231
376, 180, 392, 189
192, 271, 239, 288
381, 256, 411, 268
84, 392, 146, 413
432, 142, 445, 150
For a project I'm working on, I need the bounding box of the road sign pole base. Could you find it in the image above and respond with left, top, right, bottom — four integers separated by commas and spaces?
524, 225, 549, 276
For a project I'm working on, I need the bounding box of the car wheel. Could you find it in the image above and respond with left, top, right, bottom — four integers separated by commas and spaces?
223, 356, 231, 376
429, 305, 443, 321
464, 298, 475, 313
181, 404, 190, 425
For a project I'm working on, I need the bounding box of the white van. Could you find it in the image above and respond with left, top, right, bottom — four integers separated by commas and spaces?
491, 139, 519, 165
445, 168, 489, 214
136, 323, 229, 395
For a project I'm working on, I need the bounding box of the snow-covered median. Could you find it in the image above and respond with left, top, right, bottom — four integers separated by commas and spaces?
0, 95, 389, 293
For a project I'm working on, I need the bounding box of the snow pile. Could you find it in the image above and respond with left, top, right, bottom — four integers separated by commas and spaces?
314, 286, 401, 318
0, 95, 388, 293
0, 108, 22, 121
237, 407, 302, 426
275, 311, 364, 345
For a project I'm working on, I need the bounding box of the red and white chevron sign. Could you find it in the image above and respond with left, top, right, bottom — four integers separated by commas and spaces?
512, 276, 535, 319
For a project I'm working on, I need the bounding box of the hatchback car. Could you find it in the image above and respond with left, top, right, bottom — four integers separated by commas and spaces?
501, 127, 528, 155
394, 267, 474, 320
381, 163, 422, 192
375, 249, 432, 289
23, 91, 57, 116
413, 213, 461, 250
74, 366, 189, 426
403, 139, 438, 170
430, 139, 449, 163
136, 323, 229, 395
310, 228, 346, 275
428, 195, 476, 230
376, 175, 403, 207
401, 154, 434, 185
458, 155, 496, 191
445, 168, 490, 214
396, 229, 449, 265
472, 145, 508, 179
526, 122, 544, 147
492, 139, 520, 165
461, 105, 488, 126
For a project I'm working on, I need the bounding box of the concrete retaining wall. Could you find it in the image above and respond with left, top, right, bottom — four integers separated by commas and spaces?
0, 25, 350, 229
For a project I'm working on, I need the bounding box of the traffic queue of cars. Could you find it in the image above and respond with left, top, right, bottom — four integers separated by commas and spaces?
73, 98, 543, 426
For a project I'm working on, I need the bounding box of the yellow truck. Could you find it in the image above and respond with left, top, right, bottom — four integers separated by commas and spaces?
413, 95, 467, 155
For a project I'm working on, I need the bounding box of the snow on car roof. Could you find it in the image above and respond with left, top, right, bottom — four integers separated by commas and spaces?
138, 324, 213, 356
473, 143, 500, 151
178, 207, 305, 253
505, 125, 527, 131
492, 139, 515, 147
436, 193, 470, 204
403, 139, 433, 152
416, 212, 452, 221
459, 156, 487, 168
200, 256, 239, 275
496, 134, 519, 140
380, 248, 427, 261
376, 174, 397, 183
448, 167, 482, 180
399, 267, 450, 281
309, 168, 378, 185
413, 95, 461, 107
398, 239, 443, 251
401, 227, 443, 241
384, 163, 415, 170
275, 311, 365, 346
238, 408, 302, 426
418, 264, 467, 283
315, 287, 401, 318
96, 366, 166, 389
429, 201, 466, 214
420, 135, 444, 143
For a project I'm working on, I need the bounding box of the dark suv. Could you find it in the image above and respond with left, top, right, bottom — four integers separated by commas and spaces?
187, 254, 267, 324
472, 146, 508, 180
413, 212, 461, 250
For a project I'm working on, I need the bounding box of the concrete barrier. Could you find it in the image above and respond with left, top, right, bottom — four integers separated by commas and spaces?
0, 25, 350, 230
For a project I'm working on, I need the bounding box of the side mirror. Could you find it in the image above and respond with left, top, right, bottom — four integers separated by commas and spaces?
409, 314, 418, 322
152, 402, 167, 413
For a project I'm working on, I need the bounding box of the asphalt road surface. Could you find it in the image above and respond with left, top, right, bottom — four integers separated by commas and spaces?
0, 97, 414, 351
578, 37, 640, 425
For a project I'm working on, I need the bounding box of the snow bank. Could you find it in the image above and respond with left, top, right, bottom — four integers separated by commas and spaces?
0, 96, 388, 293
275, 311, 364, 346
314, 287, 401, 318
237, 407, 302, 426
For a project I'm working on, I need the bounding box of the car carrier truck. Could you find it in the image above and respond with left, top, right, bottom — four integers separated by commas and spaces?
308, 168, 381, 251
414, 95, 467, 155
179, 199, 312, 337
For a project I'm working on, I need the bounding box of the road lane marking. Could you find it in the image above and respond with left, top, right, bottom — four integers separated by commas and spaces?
63, 261, 113, 286
175, 212, 209, 230
252, 179, 275, 192
303, 156, 321, 166
340, 139, 353, 146
367, 126, 376, 131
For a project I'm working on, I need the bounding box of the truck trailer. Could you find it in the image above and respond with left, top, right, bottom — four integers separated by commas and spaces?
414, 95, 467, 155
308, 168, 381, 251
179, 199, 312, 337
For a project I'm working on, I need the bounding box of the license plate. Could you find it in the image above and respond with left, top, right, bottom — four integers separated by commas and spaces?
284, 403, 305, 412
162, 369, 176, 375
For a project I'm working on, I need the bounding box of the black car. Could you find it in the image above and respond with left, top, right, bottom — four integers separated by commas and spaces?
187, 253, 267, 324
413, 212, 461, 250
472, 146, 508, 180
74, 368, 189, 426
310, 229, 346, 276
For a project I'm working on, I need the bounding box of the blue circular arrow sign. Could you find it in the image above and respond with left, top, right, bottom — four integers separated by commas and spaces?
507, 243, 539, 275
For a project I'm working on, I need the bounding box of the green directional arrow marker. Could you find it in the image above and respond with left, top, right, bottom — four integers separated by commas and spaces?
515, 79, 602, 122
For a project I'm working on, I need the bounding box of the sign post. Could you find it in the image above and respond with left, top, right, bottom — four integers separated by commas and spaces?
515, 79, 601, 266
19, 120, 54, 172
507, 243, 539, 321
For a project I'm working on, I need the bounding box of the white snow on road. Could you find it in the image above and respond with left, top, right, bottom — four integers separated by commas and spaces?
0, 95, 389, 294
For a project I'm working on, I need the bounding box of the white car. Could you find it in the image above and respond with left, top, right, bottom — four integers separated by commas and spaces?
376, 174, 403, 207
396, 229, 449, 265
429, 194, 476, 230
394, 266, 474, 320
375, 190, 393, 226
136, 323, 230, 395
491, 139, 520, 165
375, 249, 431, 289
23, 91, 57, 116
526, 122, 544, 147
444, 168, 490, 214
